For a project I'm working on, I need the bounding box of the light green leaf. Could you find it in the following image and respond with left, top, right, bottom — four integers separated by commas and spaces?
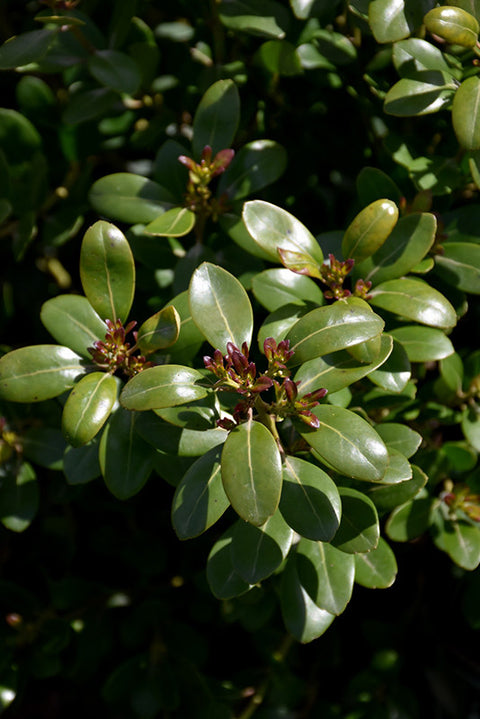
380, 448, 412, 485
281, 455, 341, 541
424, 6, 479, 47
192, 79, 240, 158
62, 372, 118, 448
368, 337, 411, 392
144, 207, 195, 237
342, 199, 398, 263
331, 487, 379, 554
40, 295, 107, 358
368, 0, 426, 43
89, 173, 173, 224
300, 405, 388, 482
136, 306, 180, 354
434, 242, 480, 293
462, 405, 480, 452
296, 538, 355, 615
384, 72, 456, 117
80, 221, 135, 323
369, 277, 457, 329
374, 422, 422, 458
432, 512, 480, 570
452, 76, 480, 151
120, 365, 208, 411
255, 40, 303, 76
231, 511, 294, 583
0, 345, 85, 403
221, 418, 282, 526
354, 537, 398, 588
252, 268, 324, 312
389, 325, 454, 362
218, 0, 290, 39
189, 262, 253, 353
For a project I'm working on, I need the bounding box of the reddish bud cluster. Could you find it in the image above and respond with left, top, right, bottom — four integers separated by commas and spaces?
442, 484, 480, 522
88, 319, 152, 377
179, 145, 234, 222
320, 254, 372, 301
204, 342, 273, 396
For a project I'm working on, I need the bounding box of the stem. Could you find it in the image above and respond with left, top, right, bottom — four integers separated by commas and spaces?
209, 0, 226, 66
254, 396, 284, 456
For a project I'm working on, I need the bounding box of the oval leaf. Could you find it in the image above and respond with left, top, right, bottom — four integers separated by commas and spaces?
189, 262, 253, 353
40, 295, 107, 357
207, 526, 252, 600
89, 173, 173, 224
354, 537, 398, 589
80, 221, 135, 323
331, 487, 380, 554
136, 305, 180, 354
221, 419, 282, 526
217, 140, 287, 200
389, 325, 454, 362
342, 199, 399, 263
452, 76, 480, 151
192, 79, 240, 158
252, 268, 324, 312
88, 49, 141, 94
231, 511, 294, 583
62, 372, 118, 447
280, 557, 335, 643
144, 207, 195, 237
367, 464, 428, 514
120, 365, 208, 411
296, 538, 355, 615
369, 277, 457, 329
434, 242, 480, 293
424, 6, 479, 47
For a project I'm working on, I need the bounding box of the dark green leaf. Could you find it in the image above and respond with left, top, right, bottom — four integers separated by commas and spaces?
296, 538, 355, 615
62, 88, 118, 125
356, 167, 403, 207
368, 337, 411, 392
393, 37, 462, 78
381, 448, 412, 485
21, 427, 66, 470
218, 140, 287, 200
374, 423, 422, 458
432, 511, 480, 570
434, 242, 480, 293
0, 29, 58, 69
62, 372, 118, 447
88, 50, 141, 94
40, 295, 107, 358
136, 412, 227, 457
462, 405, 480, 452
255, 40, 303, 76
331, 487, 380, 554
192, 79, 240, 158
231, 511, 293, 583
384, 72, 456, 117
452, 76, 480, 151
218, 0, 290, 39
389, 325, 454, 362
0, 461, 38, 533
120, 365, 208, 411
367, 465, 428, 514
89, 173, 173, 224
207, 527, 252, 599
386, 497, 435, 541
63, 439, 101, 485
354, 537, 398, 588
136, 306, 180, 354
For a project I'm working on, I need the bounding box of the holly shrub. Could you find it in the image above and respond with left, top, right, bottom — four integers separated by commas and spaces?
1, 1, 480, 717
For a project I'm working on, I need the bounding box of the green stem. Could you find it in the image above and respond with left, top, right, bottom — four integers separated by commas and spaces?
254, 396, 284, 456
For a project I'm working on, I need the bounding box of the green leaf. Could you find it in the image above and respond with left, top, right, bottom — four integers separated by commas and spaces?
155, 395, 218, 431
368, 337, 411, 392
40, 295, 107, 358
342, 199, 399, 263
0, 29, 58, 69
80, 221, 135, 324
144, 207, 195, 237
192, 79, 240, 158
369, 277, 457, 329
242, 200, 323, 265
424, 6, 479, 47
189, 262, 253, 353
255, 40, 303, 76
217, 140, 287, 200
218, 0, 290, 39
220, 212, 274, 261
385, 497, 435, 541
231, 512, 294, 583
354, 212, 437, 285
452, 76, 480, 151
221, 418, 282, 526
136, 412, 227, 457
381, 448, 412, 485
432, 512, 480, 570
171, 446, 230, 539
383, 72, 456, 117
63, 439, 101, 485
0, 345, 85, 403
296, 539, 355, 615
160, 291, 205, 364
367, 465, 428, 514
301, 405, 388, 482
389, 325, 454, 362
88, 50, 141, 94
0, 461, 38, 533
374, 423, 422, 458
207, 527, 252, 599
136, 306, 180, 354
89, 173, 173, 224
286, 297, 384, 365
331, 487, 380, 554
434, 242, 480, 293
356, 167, 403, 207
99, 407, 154, 499
368, 0, 426, 43
393, 38, 462, 78
280, 456, 341, 541
120, 365, 208, 411
354, 537, 398, 589
280, 556, 335, 643
462, 405, 480, 452
62, 88, 118, 125
62, 372, 118, 448
21, 427, 66, 470
257, 303, 313, 350
252, 268, 324, 312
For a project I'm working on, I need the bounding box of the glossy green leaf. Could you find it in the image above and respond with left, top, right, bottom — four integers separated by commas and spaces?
331, 487, 380, 554
385, 135, 461, 195
255, 40, 303, 76
354, 212, 437, 285
286, 297, 384, 366
424, 6, 479, 47
393, 38, 461, 78
342, 199, 398, 263
0, 461, 38, 533
380, 448, 412, 485
389, 325, 454, 362
221, 418, 282, 526
136, 412, 227, 457
0, 345, 85, 403
207, 527, 252, 600
0, 29, 57, 69
144, 207, 195, 237
218, 0, 290, 39
434, 242, 480, 293
242, 200, 323, 265
171, 446, 230, 539
40, 295, 107, 358
280, 556, 335, 643
432, 512, 480, 570
369, 277, 457, 329
80, 221, 135, 324
20, 427, 66, 471
252, 268, 324, 312
88, 50, 141, 94
296, 539, 355, 615
257, 303, 313, 350
155, 395, 218, 430
368, 0, 426, 43
375, 423, 422, 458
462, 405, 480, 452
192, 79, 240, 158
189, 262, 253, 353
120, 365, 208, 411
301, 405, 388, 482
62, 372, 118, 448
384, 72, 456, 117
294, 335, 393, 396
162, 291, 205, 364
356, 167, 403, 207
231, 512, 293, 583
280, 455, 341, 541
367, 464, 427, 514
63, 439, 101, 485
277, 248, 322, 279
452, 76, 480, 151
440, 352, 464, 394
136, 306, 180, 354
218, 140, 287, 200
354, 537, 398, 589
386, 497, 435, 541
346, 334, 382, 364
291, 0, 342, 19
89, 173, 173, 224
368, 337, 411, 392
99, 407, 154, 499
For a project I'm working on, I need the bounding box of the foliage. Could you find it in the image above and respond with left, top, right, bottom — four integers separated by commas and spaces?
0, 0, 480, 716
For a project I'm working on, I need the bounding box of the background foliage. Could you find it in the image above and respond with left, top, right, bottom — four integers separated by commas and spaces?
1, 0, 480, 717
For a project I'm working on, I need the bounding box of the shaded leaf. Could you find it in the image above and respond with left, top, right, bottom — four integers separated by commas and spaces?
231, 511, 293, 583
368, 337, 411, 392
192, 79, 240, 158
367, 464, 428, 514
386, 497, 435, 541
88, 49, 141, 94
144, 207, 195, 237
389, 325, 454, 362
434, 242, 480, 293
296, 538, 355, 615
354, 537, 398, 588
452, 76, 480, 151
218, 140, 287, 200
207, 526, 252, 600
0, 461, 38, 533
89, 173, 173, 224
331, 487, 379, 554
40, 295, 107, 358
432, 511, 480, 570
136, 306, 180, 354
252, 268, 324, 312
